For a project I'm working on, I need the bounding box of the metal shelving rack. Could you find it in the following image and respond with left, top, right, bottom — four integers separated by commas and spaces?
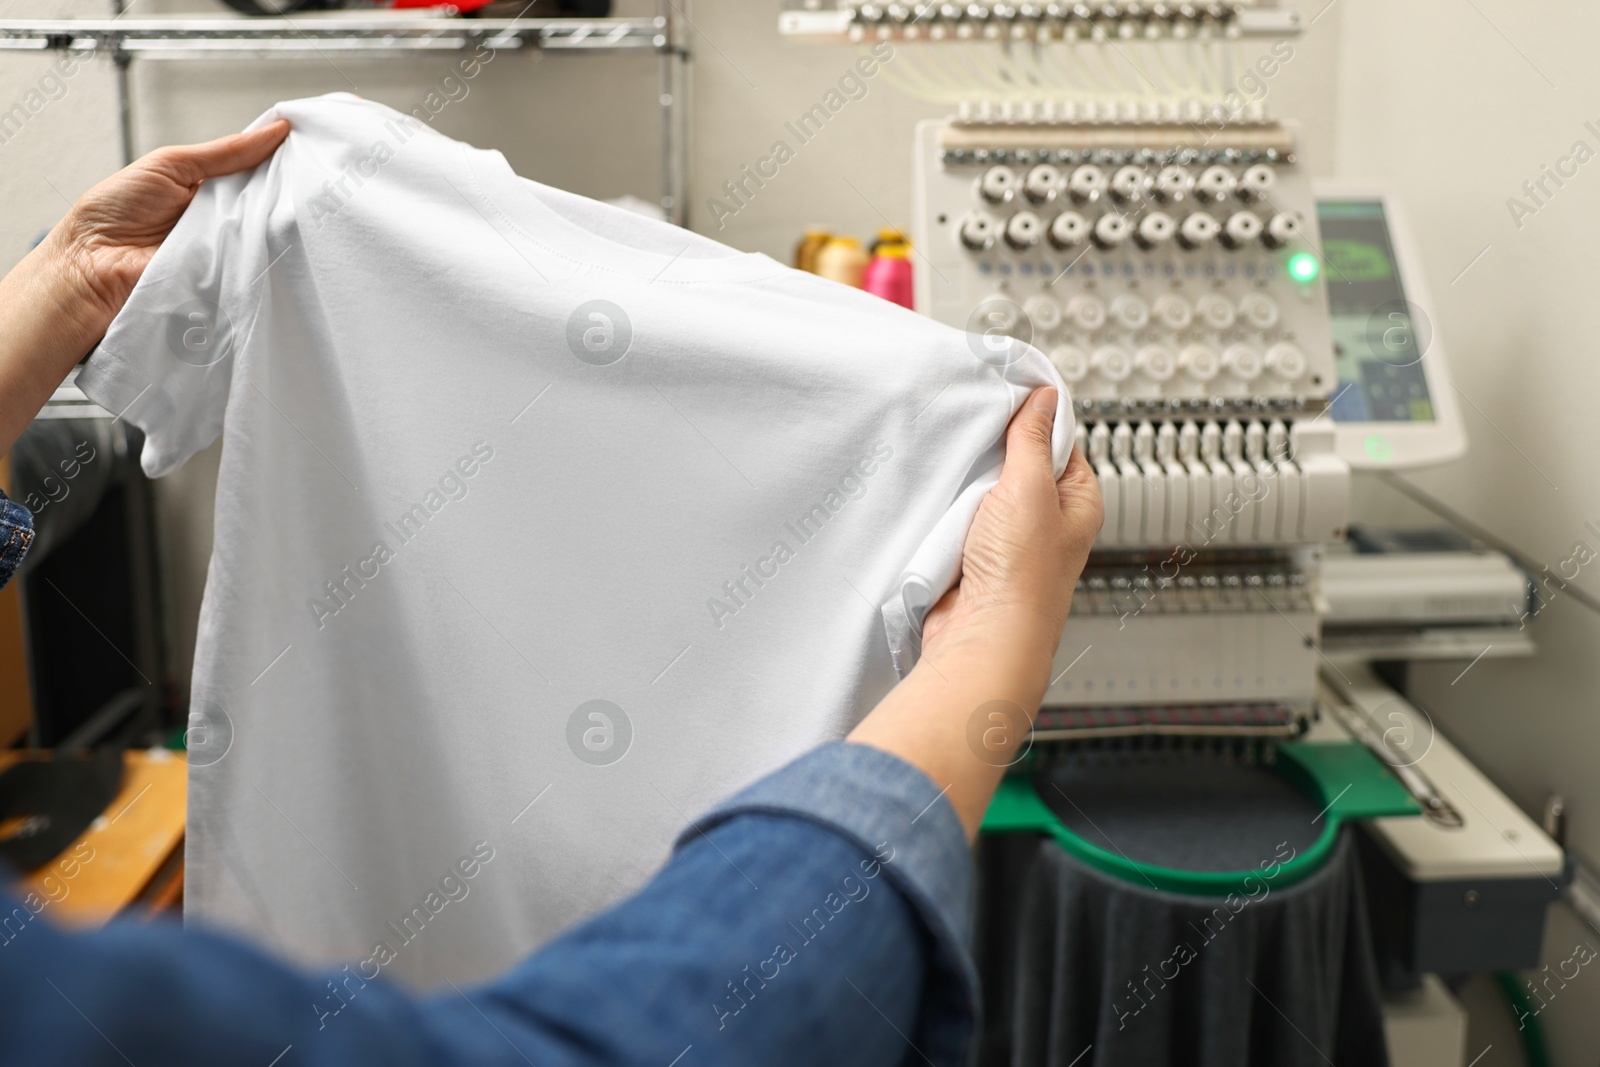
0, 6, 689, 746
0, 5, 690, 223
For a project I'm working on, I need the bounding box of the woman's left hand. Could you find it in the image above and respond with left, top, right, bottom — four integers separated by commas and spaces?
0, 119, 289, 455
49, 120, 291, 342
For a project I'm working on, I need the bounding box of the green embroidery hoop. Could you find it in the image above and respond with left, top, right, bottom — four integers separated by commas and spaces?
981, 741, 1420, 896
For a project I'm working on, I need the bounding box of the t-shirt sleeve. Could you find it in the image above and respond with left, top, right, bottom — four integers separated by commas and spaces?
880, 340, 1074, 675
77, 106, 290, 479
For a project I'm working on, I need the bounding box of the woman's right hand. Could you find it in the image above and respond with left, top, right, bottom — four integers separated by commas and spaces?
849, 385, 1102, 839
921, 386, 1103, 690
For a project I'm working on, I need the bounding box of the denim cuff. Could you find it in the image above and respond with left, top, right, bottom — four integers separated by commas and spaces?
677, 741, 979, 1065
0, 489, 34, 592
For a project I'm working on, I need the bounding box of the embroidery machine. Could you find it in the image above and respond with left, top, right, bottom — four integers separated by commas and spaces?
781, 4, 1568, 1060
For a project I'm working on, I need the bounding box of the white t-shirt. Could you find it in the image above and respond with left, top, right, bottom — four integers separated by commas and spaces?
80, 94, 1071, 987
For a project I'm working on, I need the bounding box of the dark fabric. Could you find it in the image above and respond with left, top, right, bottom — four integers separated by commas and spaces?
0, 751, 123, 871
1034, 755, 1327, 873
975, 829, 1390, 1067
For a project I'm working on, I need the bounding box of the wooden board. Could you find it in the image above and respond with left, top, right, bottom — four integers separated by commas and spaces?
4, 749, 186, 928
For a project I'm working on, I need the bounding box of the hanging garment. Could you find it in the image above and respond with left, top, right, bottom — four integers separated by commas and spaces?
975, 759, 1390, 1067
79, 94, 1071, 987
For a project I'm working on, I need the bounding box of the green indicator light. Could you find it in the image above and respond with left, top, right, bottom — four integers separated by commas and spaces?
1287, 252, 1320, 283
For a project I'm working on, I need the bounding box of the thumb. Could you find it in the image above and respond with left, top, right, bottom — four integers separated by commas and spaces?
163, 120, 291, 186
1000, 386, 1058, 485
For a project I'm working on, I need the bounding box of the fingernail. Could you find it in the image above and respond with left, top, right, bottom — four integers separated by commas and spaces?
1032, 387, 1057, 417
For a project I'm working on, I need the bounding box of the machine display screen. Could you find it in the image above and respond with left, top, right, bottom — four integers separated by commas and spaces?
1317, 200, 1436, 423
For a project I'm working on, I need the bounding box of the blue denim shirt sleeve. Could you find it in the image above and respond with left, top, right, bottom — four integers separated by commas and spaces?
0, 489, 33, 591
675, 740, 979, 1061
0, 743, 977, 1067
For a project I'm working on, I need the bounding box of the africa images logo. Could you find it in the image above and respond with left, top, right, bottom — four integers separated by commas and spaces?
566, 300, 633, 367
566, 700, 633, 767
166, 298, 233, 368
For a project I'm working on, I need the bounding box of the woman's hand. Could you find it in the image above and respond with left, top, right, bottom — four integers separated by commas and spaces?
921, 387, 1103, 683
51, 120, 291, 343
0, 120, 289, 455
849, 386, 1102, 839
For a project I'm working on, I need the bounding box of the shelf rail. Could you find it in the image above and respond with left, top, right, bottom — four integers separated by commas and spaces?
0, 16, 669, 57
0, 7, 689, 225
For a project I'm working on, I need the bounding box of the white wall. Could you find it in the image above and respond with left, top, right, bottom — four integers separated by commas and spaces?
0, 0, 122, 271
1334, 1, 1600, 1062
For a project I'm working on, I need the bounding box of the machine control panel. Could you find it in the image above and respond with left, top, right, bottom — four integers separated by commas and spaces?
913, 119, 1346, 549
914, 119, 1336, 410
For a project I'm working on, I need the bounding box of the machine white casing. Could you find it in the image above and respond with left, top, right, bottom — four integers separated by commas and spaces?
1318, 548, 1536, 660
1045, 590, 1321, 708
1319, 665, 1563, 881
1320, 552, 1527, 628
